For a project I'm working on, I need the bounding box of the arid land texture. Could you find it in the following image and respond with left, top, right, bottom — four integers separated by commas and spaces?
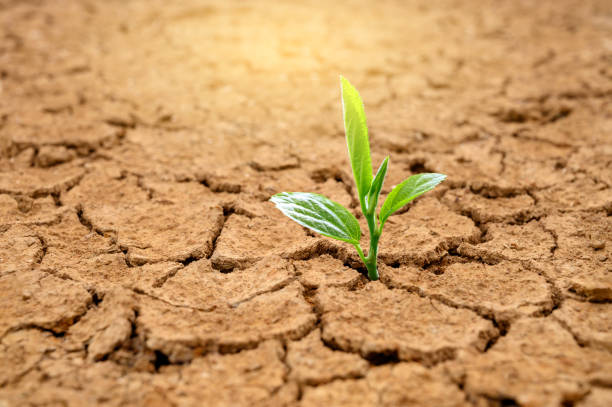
0, 0, 611, 406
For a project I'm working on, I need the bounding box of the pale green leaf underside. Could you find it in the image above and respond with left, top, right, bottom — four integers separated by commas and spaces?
380, 173, 447, 224
270, 192, 361, 244
366, 156, 389, 213
341, 76, 372, 207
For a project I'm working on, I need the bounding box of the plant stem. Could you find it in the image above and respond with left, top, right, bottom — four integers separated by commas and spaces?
364, 213, 380, 280
354, 244, 367, 266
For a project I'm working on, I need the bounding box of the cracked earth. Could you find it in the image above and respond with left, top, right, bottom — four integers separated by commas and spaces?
0, 0, 611, 406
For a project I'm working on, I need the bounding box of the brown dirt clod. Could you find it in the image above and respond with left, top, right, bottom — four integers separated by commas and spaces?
316, 282, 498, 366
450, 318, 612, 407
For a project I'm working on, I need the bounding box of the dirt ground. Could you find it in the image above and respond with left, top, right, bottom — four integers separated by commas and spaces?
0, 0, 611, 406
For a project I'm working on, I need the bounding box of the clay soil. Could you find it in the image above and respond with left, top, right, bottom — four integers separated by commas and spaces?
1, 0, 611, 406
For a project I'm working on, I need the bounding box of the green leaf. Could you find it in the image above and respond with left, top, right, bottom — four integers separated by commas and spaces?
270, 192, 361, 244
365, 156, 389, 214
340, 76, 372, 209
379, 173, 447, 225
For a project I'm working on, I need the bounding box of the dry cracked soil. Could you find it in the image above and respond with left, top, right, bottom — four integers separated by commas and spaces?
0, 0, 611, 406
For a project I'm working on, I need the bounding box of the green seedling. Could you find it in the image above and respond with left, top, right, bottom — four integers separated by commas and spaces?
270, 77, 446, 280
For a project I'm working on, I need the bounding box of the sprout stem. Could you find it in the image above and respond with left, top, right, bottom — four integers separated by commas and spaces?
354, 244, 367, 266
364, 213, 380, 280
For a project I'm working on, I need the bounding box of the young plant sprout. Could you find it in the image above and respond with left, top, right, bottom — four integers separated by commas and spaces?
270, 77, 446, 280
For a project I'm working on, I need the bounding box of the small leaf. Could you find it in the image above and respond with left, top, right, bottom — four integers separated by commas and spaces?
379, 173, 447, 225
340, 76, 372, 209
365, 156, 389, 214
270, 192, 361, 244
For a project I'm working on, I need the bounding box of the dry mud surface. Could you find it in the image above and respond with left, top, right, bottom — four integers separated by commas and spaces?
1, 0, 611, 406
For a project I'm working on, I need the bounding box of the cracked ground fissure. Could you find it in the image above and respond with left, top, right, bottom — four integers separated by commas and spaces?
1, 0, 612, 406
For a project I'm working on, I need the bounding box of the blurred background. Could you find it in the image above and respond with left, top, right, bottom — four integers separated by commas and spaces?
2, 0, 610, 195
